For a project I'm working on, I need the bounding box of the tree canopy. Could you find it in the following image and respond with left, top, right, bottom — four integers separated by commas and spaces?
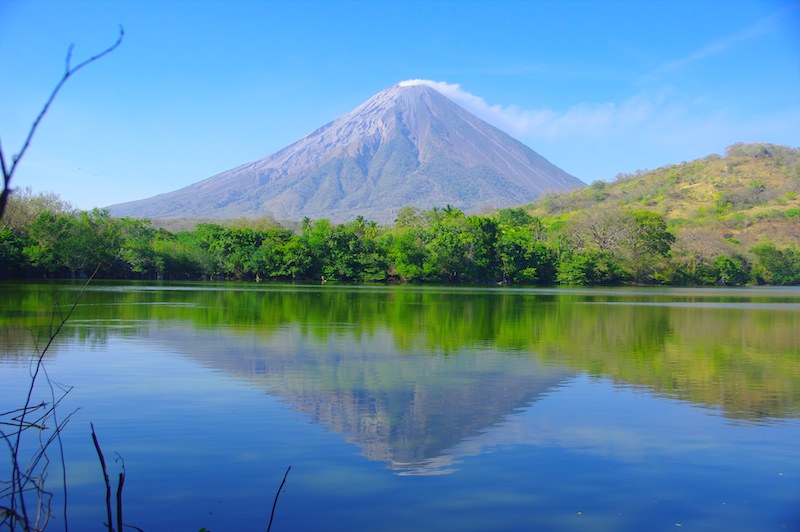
2, 144, 798, 285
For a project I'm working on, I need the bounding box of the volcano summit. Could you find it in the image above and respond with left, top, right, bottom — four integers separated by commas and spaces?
109, 82, 584, 223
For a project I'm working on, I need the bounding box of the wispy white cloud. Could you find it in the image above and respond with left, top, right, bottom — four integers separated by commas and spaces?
399, 78, 664, 141
399, 78, 800, 183
646, 7, 788, 79
400, 78, 518, 127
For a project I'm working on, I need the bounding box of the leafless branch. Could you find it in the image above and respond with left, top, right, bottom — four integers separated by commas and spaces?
2, 268, 98, 530
115, 456, 125, 532
267, 466, 291, 532
44, 364, 74, 531
0, 27, 122, 529
91, 423, 114, 532
0, 25, 124, 220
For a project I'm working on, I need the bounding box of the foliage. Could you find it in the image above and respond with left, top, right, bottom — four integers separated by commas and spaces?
556, 250, 623, 285
751, 243, 800, 285
0, 192, 796, 286
2, 144, 799, 286
496, 208, 553, 284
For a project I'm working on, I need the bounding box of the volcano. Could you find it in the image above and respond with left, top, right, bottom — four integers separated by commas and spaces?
109, 82, 584, 223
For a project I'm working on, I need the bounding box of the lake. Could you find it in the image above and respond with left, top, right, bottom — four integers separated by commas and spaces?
1, 281, 799, 531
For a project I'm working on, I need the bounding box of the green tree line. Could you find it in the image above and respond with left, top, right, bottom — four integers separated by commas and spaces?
1, 190, 798, 285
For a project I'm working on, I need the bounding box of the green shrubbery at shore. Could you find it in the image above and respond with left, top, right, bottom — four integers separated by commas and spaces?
1, 198, 797, 285
3, 143, 799, 285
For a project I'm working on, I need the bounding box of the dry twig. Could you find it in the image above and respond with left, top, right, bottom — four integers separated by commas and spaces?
0, 26, 124, 219
267, 466, 291, 532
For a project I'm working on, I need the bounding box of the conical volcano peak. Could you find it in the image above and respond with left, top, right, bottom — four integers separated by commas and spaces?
344, 81, 448, 120
109, 83, 584, 223
390, 80, 453, 103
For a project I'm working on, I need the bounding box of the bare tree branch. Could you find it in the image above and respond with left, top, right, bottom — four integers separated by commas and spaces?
0, 29, 122, 528
91, 423, 114, 532
1, 267, 98, 530
267, 466, 291, 532
0, 25, 124, 220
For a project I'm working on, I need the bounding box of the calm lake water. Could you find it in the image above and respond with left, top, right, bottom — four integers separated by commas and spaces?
1, 281, 799, 531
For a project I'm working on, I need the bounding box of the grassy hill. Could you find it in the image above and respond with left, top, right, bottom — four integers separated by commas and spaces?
528, 142, 800, 250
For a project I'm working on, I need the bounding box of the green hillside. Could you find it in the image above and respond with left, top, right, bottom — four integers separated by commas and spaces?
530, 142, 800, 249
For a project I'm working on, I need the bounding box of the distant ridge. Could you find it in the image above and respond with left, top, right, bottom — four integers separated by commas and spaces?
109, 82, 584, 223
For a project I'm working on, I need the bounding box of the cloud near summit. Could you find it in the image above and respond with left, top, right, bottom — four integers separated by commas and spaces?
399, 79, 655, 141
396, 78, 797, 159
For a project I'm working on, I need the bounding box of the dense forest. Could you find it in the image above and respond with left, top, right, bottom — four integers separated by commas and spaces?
1, 143, 798, 285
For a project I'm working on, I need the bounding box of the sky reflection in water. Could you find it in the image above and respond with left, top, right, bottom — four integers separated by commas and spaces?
0, 282, 798, 531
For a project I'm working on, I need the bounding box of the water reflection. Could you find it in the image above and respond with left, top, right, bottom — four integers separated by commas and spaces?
155, 325, 572, 473
1, 282, 799, 473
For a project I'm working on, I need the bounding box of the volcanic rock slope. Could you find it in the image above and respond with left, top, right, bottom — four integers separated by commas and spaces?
109, 82, 584, 223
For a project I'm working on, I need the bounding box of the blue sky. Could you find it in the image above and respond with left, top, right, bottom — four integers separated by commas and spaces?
1, 0, 799, 211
